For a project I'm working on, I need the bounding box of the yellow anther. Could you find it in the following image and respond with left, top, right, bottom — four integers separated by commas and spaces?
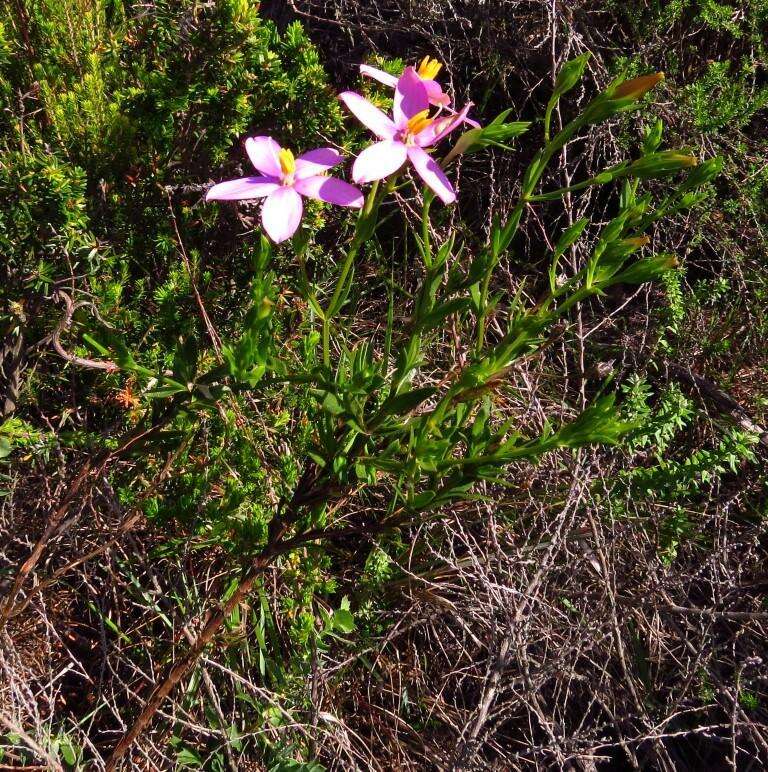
406, 109, 434, 136
417, 56, 442, 80
278, 148, 296, 176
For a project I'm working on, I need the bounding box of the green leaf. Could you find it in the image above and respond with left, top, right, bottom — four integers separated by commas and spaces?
545, 53, 591, 139
378, 387, 436, 418
678, 155, 723, 193
307, 293, 325, 320
81, 333, 111, 358
317, 391, 344, 416
552, 53, 591, 101
144, 380, 189, 399
554, 217, 588, 258
333, 607, 355, 634
611, 254, 678, 285
554, 394, 635, 447
176, 747, 203, 767
59, 737, 78, 766
443, 112, 530, 163
326, 265, 355, 317
172, 335, 198, 383
642, 118, 664, 154
414, 297, 468, 333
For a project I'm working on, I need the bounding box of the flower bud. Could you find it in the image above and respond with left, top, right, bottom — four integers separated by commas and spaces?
613, 253, 678, 285
256, 296, 274, 320
623, 235, 650, 248
628, 151, 698, 179
678, 156, 723, 193
552, 53, 591, 100
612, 72, 664, 100
443, 127, 483, 164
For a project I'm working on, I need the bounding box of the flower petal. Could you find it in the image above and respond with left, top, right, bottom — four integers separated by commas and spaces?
394, 67, 429, 127
352, 140, 408, 184
423, 79, 452, 107
261, 186, 303, 243
245, 136, 283, 176
415, 102, 475, 147
294, 147, 343, 180
339, 91, 398, 140
206, 176, 280, 201
294, 175, 364, 208
359, 64, 400, 88
407, 146, 456, 204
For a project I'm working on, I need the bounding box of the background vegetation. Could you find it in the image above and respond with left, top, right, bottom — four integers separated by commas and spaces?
1, 0, 766, 769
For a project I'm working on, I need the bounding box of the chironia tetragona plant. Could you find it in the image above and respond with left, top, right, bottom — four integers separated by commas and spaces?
48, 55, 714, 764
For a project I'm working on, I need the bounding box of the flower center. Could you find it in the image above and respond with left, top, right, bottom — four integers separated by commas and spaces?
404, 109, 434, 143
278, 148, 296, 181
417, 56, 442, 81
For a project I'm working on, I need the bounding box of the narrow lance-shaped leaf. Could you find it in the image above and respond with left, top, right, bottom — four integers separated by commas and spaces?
545, 53, 591, 140
678, 156, 723, 193
376, 387, 436, 420
414, 297, 468, 334
550, 217, 588, 293
610, 253, 678, 286
443, 110, 532, 164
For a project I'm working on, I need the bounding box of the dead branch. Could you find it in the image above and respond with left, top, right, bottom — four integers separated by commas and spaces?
48, 289, 118, 372
665, 362, 768, 448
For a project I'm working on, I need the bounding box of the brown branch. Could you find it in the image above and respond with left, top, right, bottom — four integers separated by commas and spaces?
49, 289, 118, 372
104, 467, 324, 768
665, 362, 768, 448
163, 182, 212, 196
105, 487, 407, 768
663, 604, 768, 622
0, 415, 177, 630
2, 433, 192, 622
104, 543, 283, 769
0, 457, 94, 628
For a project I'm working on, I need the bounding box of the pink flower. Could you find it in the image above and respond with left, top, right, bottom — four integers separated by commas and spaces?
361, 56, 452, 108
360, 56, 480, 128
206, 137, 364, 243
340, 67, 474, 204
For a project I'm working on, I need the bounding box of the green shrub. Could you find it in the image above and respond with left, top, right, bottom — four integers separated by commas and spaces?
621, 375, 758, 503
0, 0, 345, 418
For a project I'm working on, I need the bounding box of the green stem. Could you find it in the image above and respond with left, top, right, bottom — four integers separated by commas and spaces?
474, 200, 524, 357
475, 115, 588, 357
528, 176, 605, 201
322, 180, 382, 368
421, 190, 434, 268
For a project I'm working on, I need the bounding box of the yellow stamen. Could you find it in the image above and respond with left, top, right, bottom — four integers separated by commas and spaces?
417, 56, 442, 81
406, 109, 434, 136
278, 148, 296, 176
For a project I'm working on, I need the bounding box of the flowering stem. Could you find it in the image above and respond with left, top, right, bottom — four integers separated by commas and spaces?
421, 189, 435, 268
474, 202, 524, 357
528, 174, 609, 201
474, 115, 590, 356
322, 179, 382, 368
